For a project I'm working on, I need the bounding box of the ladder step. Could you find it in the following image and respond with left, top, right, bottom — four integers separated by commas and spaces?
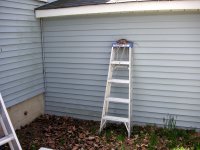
106, 97, 129, 104
111, 61, 129, 65
0, 134, 14, 146
108, 79, 129, 84
103, 116, 129, 122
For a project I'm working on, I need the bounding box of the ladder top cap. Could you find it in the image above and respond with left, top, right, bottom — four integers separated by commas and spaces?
112, 42, 133, 48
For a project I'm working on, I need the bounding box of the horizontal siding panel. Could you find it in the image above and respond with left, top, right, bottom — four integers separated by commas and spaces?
0, 64, 42, 78
134, 59, 200, 67
133, 94, 200, 105
134, 88, 200, 99
46, 110, 99, 121
43, 28, 200, 37
1, 43, 41, 52
46, 72, 106, 81
0, 53, 42, 65
46, 105, 101, 118
0, 7, 34, 16
47, 87, 104, 98
43, 41, 200, 48
45, 57, 109, 64
0, 37, 40, 45
133, 105, 200, 117
6, 88, 44, 107
0, 58, 42, 72
46, 77, 106, 86
4, 83, 44, 102
133, 82, 200, 93
0, 13, 37, 21
45, 52, 109, 59
133, 66, 200, 74
44, 35, 200, 42
5, 0, 43, 6
46, 92, 103, 103
45, 72, 200, 87
135, 47, 200, 54
43, 21, 200, 32
47, 82, 105, 92
0, 1, 38, 11
133, 71, 200, 80
0, 20, 39, 27
45, 63, 108, 70
0, 48, 41, 58
45, 52, 200, 61
0, 26, 40, 33
0, 32, 40, 39
2, 78, 43, 97
45, 68, 107, 75
1, 74, 43, 91
0, 68, 43, 85
44, 47, 110, 53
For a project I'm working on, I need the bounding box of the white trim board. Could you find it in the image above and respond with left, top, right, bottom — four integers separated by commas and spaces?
35, 1, 200, 18
37, 0, 47, 2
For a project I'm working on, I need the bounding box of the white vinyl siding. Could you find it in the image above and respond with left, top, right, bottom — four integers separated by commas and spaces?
0, 0, 45, 107
43, 13, 200, 129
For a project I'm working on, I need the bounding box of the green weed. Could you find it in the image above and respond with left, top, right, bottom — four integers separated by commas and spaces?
117, 134, 126, 142
148, 131, 158, 150
31, 144, 36, 150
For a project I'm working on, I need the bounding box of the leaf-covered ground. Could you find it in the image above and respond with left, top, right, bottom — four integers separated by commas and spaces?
5, 115, 200, 150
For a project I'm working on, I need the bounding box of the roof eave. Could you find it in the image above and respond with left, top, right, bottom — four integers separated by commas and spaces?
35, 1, 200, 18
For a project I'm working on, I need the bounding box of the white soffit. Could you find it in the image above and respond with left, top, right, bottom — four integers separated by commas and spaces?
35, 1, 200, 18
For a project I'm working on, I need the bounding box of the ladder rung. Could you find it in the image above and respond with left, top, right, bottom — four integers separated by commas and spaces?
106, 97, 129, 104
0, 134, 14, 146
103, 116, 129, 122
111, 61, 129, 65
108, 79, 129, 84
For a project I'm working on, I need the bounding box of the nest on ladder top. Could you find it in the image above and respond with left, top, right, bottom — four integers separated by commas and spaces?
115, 39, 130, 62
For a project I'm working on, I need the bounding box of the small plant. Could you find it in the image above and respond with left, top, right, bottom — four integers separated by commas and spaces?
117, 134, 125, 142
148, 131, 158, 150
194, 142, 200, 150
173, 147, 188, 150
163, 114, 177, 130
121, 143, 126, 150
31, 144, 36, 150
90, 126, 97, 134
59, 138, 65, 145
105, 129, 112, 142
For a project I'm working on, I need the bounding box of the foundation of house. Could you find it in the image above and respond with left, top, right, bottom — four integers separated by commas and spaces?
7, 94, 44, 130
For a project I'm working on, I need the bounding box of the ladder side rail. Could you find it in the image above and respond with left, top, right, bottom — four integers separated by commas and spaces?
128, 47, 132, 138
100, 47, 115, 131
105, 47, 114, 113
0, 93, 22, 150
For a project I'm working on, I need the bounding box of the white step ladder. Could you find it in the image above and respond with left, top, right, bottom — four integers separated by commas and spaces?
0, 93, 22, 150
100, 41, 133, 138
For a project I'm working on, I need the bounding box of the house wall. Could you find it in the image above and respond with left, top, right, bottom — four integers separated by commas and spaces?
42, 13, 200, 129
0, 0, 45, 107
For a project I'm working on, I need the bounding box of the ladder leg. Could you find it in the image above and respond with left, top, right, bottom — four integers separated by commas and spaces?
0, 94, 22, 150
0, 116, 14, 150
128, 46, 132, 138
100, 48, 115, 133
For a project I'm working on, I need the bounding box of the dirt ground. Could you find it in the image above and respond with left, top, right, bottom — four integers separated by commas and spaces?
4, 114, 200, 150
